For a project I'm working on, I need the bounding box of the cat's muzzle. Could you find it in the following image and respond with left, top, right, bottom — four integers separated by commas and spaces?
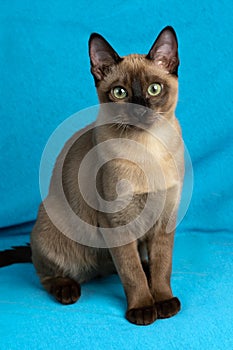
129, 104, 158, 126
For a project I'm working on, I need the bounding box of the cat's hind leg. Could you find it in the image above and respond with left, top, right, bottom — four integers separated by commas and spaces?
41, 276, 81, 305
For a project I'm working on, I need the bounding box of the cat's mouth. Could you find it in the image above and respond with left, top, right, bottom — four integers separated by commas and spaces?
112, 111, 161, 130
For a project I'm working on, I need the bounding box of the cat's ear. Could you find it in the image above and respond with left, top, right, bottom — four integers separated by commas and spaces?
146, 26, 179, 75
89, 33, 122, 82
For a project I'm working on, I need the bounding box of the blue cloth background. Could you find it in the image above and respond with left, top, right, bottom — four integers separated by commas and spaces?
0, 1, 233, 349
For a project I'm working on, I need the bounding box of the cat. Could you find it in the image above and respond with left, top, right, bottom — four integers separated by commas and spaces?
1, 26, 184, 326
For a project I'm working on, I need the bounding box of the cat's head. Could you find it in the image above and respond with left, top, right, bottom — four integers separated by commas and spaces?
89, 26, 179, 128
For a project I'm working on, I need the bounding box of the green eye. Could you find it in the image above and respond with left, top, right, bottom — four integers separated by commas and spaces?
112, 86, 128, 99
147, 83, 162, 96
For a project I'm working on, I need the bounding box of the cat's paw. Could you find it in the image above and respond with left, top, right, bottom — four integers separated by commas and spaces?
126, 305, 157, 325
156, 297, 181, 319
50, 277, 81, 305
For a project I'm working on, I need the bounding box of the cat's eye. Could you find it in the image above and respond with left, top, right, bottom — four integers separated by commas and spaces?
147, 83, 162, 96
112, 86, 128, 99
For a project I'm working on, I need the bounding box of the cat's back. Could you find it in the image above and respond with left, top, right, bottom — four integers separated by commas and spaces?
49, 122, 95, 197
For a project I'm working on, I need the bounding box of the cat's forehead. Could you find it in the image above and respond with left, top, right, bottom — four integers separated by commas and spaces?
99, 53, 178, 93
116, 54, 171, 82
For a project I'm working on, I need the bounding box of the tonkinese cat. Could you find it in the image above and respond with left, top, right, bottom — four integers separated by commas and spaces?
1, 26, 184, 325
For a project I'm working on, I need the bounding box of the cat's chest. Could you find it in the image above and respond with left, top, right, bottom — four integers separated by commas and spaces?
98, 126, 184, 194
126, 137, 182, 193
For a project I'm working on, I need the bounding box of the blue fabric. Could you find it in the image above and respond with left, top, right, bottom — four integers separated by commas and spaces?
0, 1, 233, 349
1, 231, 233, 349
1, 0, 232, 231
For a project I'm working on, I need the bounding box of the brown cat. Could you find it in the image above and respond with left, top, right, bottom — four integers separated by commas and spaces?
30, 26, 184, 325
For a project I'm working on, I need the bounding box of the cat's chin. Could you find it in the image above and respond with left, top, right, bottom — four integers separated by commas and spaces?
131, 123, 155, 132
113, 123, 157, 134
126, 118, 160, 131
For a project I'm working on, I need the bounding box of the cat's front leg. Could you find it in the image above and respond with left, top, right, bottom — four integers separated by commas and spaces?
110, 242, 157, 325
147, 227, 181, 319
98, 207, 157, 325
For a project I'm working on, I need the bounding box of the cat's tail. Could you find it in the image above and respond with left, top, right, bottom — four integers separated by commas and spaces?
0, 244, 32, 267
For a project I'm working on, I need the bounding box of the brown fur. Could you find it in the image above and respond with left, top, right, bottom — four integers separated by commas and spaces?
31, 26, 184, 325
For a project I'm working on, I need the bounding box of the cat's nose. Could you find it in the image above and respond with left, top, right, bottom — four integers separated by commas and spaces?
131, 105, 148, 120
